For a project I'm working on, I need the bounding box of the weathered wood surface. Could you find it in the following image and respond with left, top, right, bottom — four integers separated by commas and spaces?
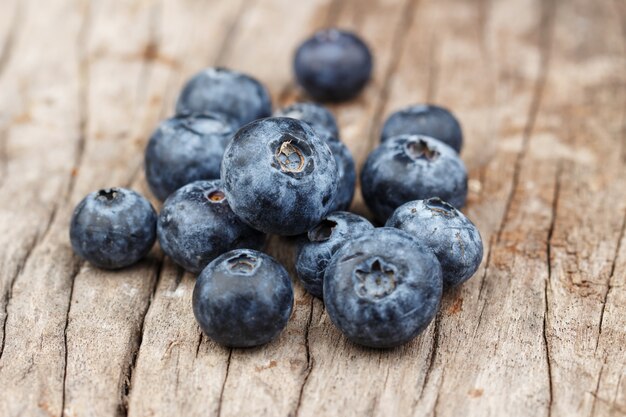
0, 0, 624, 416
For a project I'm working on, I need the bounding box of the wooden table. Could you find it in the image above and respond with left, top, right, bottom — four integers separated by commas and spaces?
0, 0, 624, 416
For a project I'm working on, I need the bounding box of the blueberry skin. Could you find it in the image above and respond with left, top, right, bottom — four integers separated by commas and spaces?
323, 133, 356, 212
323, 228, 442, 348
175, 67, 272, 126
386, 198, 483, 288
221, 117, 338, 236
69, 188, 157, 269
361, 135, 468, 223
273, 102, 339, 138
381, 104, 464, 153
145, 114, 236, 201
157, 180, 265, 274
193, 249, 294, 347
296, 212, 374, 299
294, 29, 373, 102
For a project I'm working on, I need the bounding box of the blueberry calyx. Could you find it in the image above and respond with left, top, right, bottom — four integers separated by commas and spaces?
424, 197, 458, 217
355, 257, 398, 299
207, 190, 226, 202
270, 135, 315, 177
275, 141, 305, 173
405, 139, 439, 161
96, 188, 119, 202
307, 219, 337, 242
226, 253, 258, 274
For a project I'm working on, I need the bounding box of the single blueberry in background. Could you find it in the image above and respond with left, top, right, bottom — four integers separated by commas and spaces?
221, 117, 338, 236
70, 188, 157, 269
386, 198, 483, 288
157, 180, 265, 274
193, 249, 294, 347
274, 102, 340, 138
381, 104, 464, 153
144, 113, 236, 201
323, 227, 443, 348
361, 134, 468, 223
323, 133, 356, 212
175, 67, 272, 126
294, 29, 373, 102
296, 212, 374, 299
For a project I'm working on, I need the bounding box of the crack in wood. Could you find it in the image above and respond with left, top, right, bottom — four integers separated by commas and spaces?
60, 261, 82, 417
194, 331, 203, 360
0, 233, 38, 361
543, 163, 562, 417
496, 0, 557, 245
589, 358, 607, 417
216, 349, 233, 417
0, 0, 22, 82
117, 258, 163, 417
365, 0, 420, 152
596, 209, 626, 350
415, 314, 441, 409
215, 0, 254, 67
294, 296, 315, 417
472, 235, 494, 337
65, 0, 91, 204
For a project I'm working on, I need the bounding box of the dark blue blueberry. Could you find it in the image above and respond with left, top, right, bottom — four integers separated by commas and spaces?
294, 29, 373, 102
69, 188, 157, 269
221, 117, 338, 236
157, 180, 265, 274
175, 67, 272, 126
361, 135, 468, 223
193, 249, 294, 347
323, 228, 442, 348
144, 114, 236, 201
386, 198, 483, 288
323, 133, 356, 212
296, 212, 374, 299
274, 102, 339, 138
381, 104, 463, 153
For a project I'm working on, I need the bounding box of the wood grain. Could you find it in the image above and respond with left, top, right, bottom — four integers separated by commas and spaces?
0, 0, 624, 416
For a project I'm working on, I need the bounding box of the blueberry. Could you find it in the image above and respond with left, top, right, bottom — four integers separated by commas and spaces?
361, 135, 468, 223
144, 114, 236, 201
193, 249, 294, 347
69, 188, 157, 269
381, 104, 463, 153
296, 212, 374, 299
294, 29, 373, 102
386, 198, 483, 287
323, 133, 356, 212
323, 228, 442, 348
157, 180, 265, 274
273, 102, 339, 138
175, 67, 272, 126
221, 117, 338, 236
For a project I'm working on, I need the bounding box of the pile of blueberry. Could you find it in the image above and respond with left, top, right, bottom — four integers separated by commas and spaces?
69, 29, 483, 349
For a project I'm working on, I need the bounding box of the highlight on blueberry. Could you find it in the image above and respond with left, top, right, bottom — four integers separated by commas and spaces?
386, 198, 483, 288
294, 28, 373, 102
69, 188, 157, 269
157, 180, 265, 274
361, 134, 468, 223
175, 67, 272, 126
323, 228, 443, 348
296, 211, 374, 299
221, 117, 338, 236
193, 249, 294, 348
